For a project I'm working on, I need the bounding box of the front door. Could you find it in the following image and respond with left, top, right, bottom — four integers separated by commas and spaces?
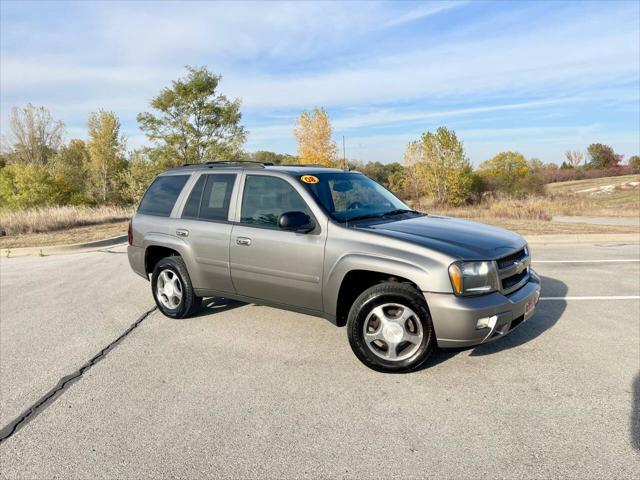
229, 174, 326, 311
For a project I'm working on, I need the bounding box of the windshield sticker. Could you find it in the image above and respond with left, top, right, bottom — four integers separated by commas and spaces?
301, 175, 319, 184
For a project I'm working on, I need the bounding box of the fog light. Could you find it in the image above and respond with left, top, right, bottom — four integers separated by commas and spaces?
476, 315, 498, 330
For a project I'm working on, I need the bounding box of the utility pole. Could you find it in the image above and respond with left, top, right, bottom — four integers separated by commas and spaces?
342, 135, 346, 170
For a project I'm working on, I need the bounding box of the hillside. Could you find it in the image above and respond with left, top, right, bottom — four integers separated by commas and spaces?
546, 174, 640, 210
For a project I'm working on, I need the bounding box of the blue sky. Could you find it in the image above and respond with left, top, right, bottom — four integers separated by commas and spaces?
1, 0, 639, 165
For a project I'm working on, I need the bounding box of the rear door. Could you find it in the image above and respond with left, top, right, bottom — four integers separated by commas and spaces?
176, 173, 238, 294
229, 173, 326, 311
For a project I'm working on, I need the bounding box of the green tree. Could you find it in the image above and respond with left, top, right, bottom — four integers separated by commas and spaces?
6, 104, 65, 165
410, 127, 474, 206
293, 107, 338, 166
120, 148, 176, 204
629, 155, 640, 173
137, 66, 246, 164
50, 139, 92, 205
0, 163, 57, 210
586, 143, 622, 168
478, 151, 532, 196
87, 110, 127, 204
247, 150, 297, 165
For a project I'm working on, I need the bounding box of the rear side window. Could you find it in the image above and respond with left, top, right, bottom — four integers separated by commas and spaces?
240, 175, 311, 228
138, 175, 189, 217
181, 174, 236, 222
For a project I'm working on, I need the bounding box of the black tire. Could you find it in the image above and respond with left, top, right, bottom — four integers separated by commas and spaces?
151, 256, 201, 318
347, 282, 436, 373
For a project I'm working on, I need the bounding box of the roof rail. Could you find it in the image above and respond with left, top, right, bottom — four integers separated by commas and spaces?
277, 163, 329, 168
180, 160, 273, 168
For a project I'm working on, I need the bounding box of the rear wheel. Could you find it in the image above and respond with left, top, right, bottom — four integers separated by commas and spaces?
151, 256, 201, 318
347, 282, 436, 372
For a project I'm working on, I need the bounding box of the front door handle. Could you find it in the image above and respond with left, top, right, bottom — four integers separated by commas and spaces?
176, 229, 189, 237
236, 237, 251, 246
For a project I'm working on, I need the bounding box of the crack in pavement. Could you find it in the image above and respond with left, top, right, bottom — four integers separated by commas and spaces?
0, 306, 157, 445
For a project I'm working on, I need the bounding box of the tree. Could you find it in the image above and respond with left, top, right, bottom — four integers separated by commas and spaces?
586, 143, 622, 168
119, 148, 174, 205
629, 155, 640, 173
87, 110, 126, 204
404, 127, 474, 206
402, 140, 426, 206
50, 139, 92, 205
137, 66, 246, 164
478, 151, 532, 196
247, 150, 297, 165
293, 107, 338, 166
0, 163, 57, 210
564, 150, 583, 168
5, 104, 65, 165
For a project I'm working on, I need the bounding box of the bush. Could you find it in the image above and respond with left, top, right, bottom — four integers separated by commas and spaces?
477, 151, 531, 197
0, 164, 59, 210
629, 155, 640, 174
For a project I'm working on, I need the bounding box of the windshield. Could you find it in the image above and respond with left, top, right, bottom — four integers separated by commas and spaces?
297, 172, 414, 222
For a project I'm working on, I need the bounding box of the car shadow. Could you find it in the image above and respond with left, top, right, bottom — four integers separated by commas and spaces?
632, 373, 640, 450
420, 275, 568, 369
191, 297, 246, 318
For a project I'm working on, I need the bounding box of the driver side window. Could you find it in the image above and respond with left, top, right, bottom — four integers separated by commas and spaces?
240, 175, 311, 228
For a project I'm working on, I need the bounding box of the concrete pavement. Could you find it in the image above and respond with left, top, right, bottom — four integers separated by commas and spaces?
0, 242, 638, 479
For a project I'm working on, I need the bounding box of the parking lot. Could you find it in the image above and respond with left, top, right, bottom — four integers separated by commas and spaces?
0, 241, 639, 479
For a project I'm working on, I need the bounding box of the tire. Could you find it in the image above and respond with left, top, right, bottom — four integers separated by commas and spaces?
151, 256, 202, 318
347, 282, 436, 373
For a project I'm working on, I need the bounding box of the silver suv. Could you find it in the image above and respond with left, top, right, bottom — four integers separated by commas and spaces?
128, 161, 540, 372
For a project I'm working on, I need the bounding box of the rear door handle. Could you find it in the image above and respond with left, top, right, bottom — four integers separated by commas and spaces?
176, 229, 189, 237
236, 237, 251, 246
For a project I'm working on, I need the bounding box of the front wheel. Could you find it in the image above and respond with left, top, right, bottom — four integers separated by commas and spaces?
347, 282, 436, 373
151, 256, 201, 318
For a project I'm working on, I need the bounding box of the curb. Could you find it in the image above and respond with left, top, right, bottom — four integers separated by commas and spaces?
2, 235, 128, 258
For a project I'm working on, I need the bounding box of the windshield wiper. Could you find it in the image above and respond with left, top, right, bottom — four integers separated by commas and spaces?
346, 209, 420, 223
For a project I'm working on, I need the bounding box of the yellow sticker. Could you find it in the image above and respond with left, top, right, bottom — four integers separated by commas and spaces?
301, 175, 319, 184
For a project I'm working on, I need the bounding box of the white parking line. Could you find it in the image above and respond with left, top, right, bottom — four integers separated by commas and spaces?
534, 259, 640, 263
540, 296, 640, 301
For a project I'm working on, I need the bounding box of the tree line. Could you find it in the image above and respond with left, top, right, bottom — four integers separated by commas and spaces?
1, 66, 638, 211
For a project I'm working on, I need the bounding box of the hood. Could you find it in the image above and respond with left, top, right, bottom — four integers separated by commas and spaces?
358, 214, 526, 260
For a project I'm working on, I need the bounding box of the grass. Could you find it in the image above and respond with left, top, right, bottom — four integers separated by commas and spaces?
425, 174, 640, 221
0, 221, 129, 249
0, 205, 132, 236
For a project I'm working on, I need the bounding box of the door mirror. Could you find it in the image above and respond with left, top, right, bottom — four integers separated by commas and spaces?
278, 211, 314, 233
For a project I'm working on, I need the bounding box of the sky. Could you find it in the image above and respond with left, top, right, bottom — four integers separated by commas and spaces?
1, 0, 639, 165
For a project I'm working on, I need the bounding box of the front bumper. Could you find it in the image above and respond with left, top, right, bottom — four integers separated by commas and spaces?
424, 270, 541, 348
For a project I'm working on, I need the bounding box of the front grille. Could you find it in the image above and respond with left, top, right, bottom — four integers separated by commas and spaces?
497, 248, 527, 270
497, 247, 530, 294
502, 268, 528, 290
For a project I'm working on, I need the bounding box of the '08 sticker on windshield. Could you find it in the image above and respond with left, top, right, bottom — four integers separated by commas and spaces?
301, 175, 319, 184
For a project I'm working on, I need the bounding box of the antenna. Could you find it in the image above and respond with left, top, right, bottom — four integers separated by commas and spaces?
342, 135, 346, 169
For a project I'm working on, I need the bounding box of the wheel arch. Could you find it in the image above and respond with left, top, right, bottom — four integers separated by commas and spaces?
326, 254, 430, 326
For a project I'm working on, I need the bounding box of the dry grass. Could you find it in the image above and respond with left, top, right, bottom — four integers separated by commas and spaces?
0, 221, 129, 249
422, 174, 640, 220
0, 206, 133, 236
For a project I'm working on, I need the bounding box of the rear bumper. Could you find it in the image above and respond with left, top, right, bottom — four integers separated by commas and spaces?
424, 270, 541, 348
127, 245, 148, 280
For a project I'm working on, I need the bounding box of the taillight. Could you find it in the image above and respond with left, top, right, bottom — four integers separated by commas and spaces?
128, 219, 133, 246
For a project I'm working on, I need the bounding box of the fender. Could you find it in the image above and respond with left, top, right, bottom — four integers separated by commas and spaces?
323, 252, 432, 317
142, 233, 199, 279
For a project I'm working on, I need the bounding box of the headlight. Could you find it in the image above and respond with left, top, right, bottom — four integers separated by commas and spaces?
448, 261, 500, 296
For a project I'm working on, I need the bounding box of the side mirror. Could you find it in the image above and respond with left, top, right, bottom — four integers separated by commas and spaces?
278, 211, 314, 233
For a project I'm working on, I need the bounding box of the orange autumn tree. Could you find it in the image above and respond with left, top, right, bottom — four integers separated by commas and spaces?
293, 107, 338, 166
